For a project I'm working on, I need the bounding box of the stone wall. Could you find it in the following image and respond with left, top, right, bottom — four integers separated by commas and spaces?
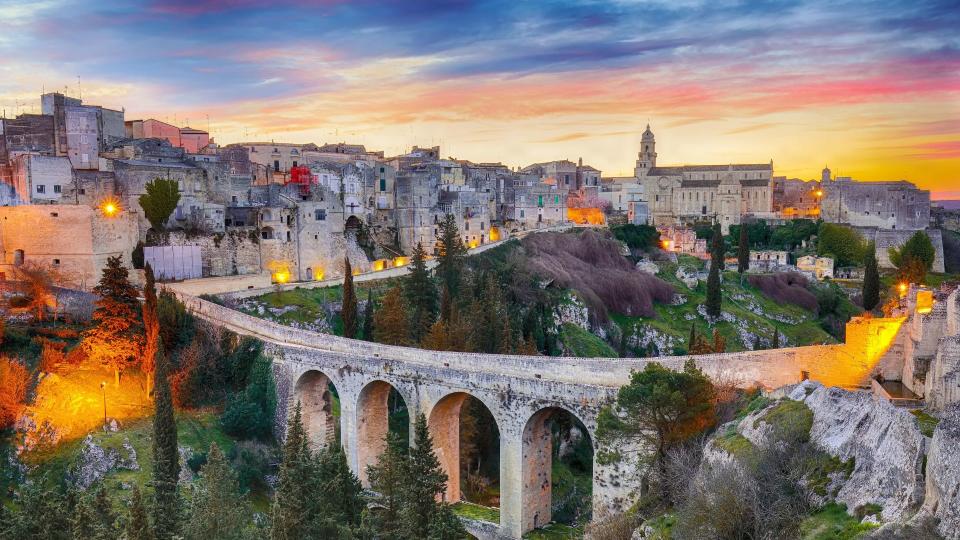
166, 229, 261, 277
0, 205, 138, 289
870, 228, 945, 273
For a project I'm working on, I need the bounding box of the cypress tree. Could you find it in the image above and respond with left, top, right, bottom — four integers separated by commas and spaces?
126, 487, 153, 540
401, 414, 448, 539
341, 257, 358, 339
143, 263, 159, 397
184, 443, 250, 540
687, 324, 697, 351
83, 255, 144, 386
705, 256, 722, 318
863, 242, 880, 311
362, 289, 375, 341
271, 403, 313, 540
737, 224, 750, 274
152, 351, 180, 540
406, 242, 438, 341
772, 328, 780, 349
711, 222, 725, 271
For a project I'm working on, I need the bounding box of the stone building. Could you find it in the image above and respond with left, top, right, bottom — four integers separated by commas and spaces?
501, 175, 567, 230
395, 166, 441, 252
635, 125, 774, 233
821, 174, 930, 230
439, 187, 495, 248
0, 114, 55, 166
772, 176, 822, 219
125, 119, 211, 154
0, 204, 138, 289
10, 154, 73, 204
797, 255, 835, 280
226, 142, 319, 180
41, 92, 124, 171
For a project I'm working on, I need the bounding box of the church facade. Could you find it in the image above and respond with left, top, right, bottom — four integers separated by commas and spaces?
635, 125, 774, 233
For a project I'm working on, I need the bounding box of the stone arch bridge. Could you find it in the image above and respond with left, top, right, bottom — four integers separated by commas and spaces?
176, 293, 885, 539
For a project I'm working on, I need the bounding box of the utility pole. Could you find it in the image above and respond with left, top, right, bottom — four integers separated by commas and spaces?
100, 381, 107, 426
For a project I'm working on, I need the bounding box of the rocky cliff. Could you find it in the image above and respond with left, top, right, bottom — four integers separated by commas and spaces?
924, 405, 960, 539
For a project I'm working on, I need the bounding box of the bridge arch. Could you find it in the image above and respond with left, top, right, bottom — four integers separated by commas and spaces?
427, 391, 503, 506
520, 406, 595, 534
356, 379, 411, 486
293, 369, 341, 449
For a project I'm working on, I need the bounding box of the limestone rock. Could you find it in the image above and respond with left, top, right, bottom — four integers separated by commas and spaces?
675, 266, 699, 289
635, 259, 659, 275
923, 405, 960, 539
69, 435, 139, 490
800, 384, 927, 521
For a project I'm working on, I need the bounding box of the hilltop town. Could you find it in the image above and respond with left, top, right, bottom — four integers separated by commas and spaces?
0, 93, 952, 293
1, 91, 960, 540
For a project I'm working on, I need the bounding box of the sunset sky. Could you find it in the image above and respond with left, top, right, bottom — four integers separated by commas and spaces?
1, 0, 957, 197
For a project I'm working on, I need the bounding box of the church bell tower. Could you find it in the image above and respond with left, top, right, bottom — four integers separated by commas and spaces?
635, 124, 657, 177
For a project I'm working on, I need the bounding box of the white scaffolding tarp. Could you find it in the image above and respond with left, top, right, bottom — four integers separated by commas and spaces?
144, 245, 202, 281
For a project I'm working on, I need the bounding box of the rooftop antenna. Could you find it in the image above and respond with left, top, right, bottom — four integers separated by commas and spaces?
77, 76, 82, 100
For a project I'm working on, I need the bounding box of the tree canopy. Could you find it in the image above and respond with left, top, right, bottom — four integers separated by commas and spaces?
139, 177, 181, 232
889, 230, 936, 284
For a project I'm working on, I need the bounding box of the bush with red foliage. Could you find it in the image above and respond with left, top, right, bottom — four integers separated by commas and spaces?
747, 272, 819, 313
0, 356, 29, 428
522, 230, 675, 322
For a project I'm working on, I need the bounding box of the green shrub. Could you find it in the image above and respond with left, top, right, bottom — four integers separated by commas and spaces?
220, 357, 277, 441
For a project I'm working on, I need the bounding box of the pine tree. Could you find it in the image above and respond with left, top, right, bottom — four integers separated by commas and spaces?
315, 446, 364, 530
362, 289, 375, 341
421, 319, 452, 351
436, 214, 466, 298
364, 431, 409, 539
126, 486, 153, 540
772, 327, 780, 349
427, 504, 467, 540
139, 177, 181, 233
92, 485, 116, 540
143, 263, 159, 397
401, 414, 448, 539
271, 403, 313, 540
737, 224, 750, 274
83, 255, 144, 386
863, 242, 880, 311
341, 257, 358, 339
406, 242, 438, 341
152, 352, 180, 540
184, 443, 250, 540
373, 286, 409, 346
72, 497, 96, 540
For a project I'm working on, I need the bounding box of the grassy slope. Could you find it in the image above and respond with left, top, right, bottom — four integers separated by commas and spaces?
559, 323, 618, 357
24, 411, 246, 511
616, 255, 837, 353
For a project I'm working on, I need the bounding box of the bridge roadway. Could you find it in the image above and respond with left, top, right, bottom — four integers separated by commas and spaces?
176, 291, 833, 538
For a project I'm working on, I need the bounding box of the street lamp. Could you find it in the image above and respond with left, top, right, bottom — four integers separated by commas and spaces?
100, 381, 107, 427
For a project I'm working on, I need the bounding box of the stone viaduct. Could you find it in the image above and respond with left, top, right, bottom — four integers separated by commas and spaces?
175, 292, 904, 539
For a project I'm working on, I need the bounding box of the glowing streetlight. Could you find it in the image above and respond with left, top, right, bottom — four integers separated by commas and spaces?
99, 198, 121, 217
898, 282, 908, 297
815, 190, 823, 198
100, 381, 107, 426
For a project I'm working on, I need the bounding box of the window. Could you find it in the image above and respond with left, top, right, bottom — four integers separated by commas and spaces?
37, 185, 45, 193
554, 195, 559, 204
274, 160, 280, 172
53, 259, 60, 265
54, 185, 61, 194
480, 222, 485, 230
380, 178, 386, 192
50, 212, 58, 217
538, 195, 543, 207
465, 222, 469, 231
79, 188, 86, 195
315, 209, 326, 221
380, 167, 385, 173
293, 161, 298, 168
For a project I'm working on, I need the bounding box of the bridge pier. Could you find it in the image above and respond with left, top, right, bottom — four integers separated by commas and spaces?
498, 426, 525, 539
